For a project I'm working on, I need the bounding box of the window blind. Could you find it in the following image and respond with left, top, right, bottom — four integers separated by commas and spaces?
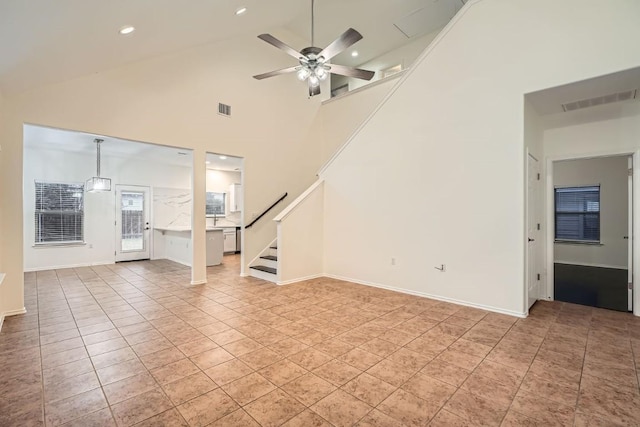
35, 181, 84, 243
555, 186, 600, 242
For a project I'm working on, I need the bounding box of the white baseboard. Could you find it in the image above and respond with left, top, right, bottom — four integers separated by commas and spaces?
277, 274, 323, 286
325, 274, 527, 318
249, 268, 278, 283
5, 307, 27, 316
554, 261, 627, 270
190, 279, 207, 285
0, 307, 27, 333
165, 257, 191, 267
24, 261, 114, 272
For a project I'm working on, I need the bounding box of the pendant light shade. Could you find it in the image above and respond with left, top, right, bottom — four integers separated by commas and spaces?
86, 138, 111, 192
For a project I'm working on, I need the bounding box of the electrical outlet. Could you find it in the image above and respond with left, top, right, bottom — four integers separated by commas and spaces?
88, 244, 93, 249
391, 257, 396, 266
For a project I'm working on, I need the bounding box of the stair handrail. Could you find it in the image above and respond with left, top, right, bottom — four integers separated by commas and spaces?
245, 192, 288, 229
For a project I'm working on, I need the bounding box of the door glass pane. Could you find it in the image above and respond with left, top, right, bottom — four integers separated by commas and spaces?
121, 191, 144, 251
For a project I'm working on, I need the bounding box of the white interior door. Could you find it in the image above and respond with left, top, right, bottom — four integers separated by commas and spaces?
527, 154, 541, 309
628, 156, 634, 311
116, 185, 151, 262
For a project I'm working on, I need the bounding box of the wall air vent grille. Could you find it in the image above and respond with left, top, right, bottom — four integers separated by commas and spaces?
562, 89, 637, 112
218, 103, 231, 117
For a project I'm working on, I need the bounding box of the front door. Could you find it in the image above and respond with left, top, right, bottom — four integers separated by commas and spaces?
116, 185, 150, 262
527, 154, 541, 309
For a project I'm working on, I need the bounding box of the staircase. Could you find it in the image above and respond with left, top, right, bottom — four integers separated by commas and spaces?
249, 241, 278, 283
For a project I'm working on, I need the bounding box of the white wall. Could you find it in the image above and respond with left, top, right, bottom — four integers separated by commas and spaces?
319, 75, 400, 165
205, 169, 242, 227
320, 0, 640, 316
553, 156, 628, 269
276, 180, 324, 284
23, 147, 192, 270
543, 102, 640, 158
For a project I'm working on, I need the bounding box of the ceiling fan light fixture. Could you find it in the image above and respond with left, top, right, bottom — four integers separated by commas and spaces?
315, 67, 328, 80
309, 74, 320, 87
252, 0, 373, 96
297, 68, 311, 81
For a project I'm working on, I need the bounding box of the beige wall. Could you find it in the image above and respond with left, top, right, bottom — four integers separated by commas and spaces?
0, 31, 328, 313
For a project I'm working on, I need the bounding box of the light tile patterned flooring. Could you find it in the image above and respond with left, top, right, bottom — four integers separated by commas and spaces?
1, 255, 640, 426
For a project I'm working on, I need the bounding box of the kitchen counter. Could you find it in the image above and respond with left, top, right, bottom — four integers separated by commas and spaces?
153, 227, 225, 266
154, 226, 239, 233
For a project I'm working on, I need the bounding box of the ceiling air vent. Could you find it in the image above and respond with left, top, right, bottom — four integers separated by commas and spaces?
218, 103, 231, 117
562, 89, 637, 112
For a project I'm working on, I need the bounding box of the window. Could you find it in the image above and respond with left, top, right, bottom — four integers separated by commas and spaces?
555, 185, 600, 242
206, 192, 225, 216
35, 181, 84, 244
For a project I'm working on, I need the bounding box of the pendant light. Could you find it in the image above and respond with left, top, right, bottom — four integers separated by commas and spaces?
86, 138, 111, 192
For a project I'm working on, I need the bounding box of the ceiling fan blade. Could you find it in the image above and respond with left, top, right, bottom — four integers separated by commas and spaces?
327, 64, 375, 81
318, 28, 363, 61
257, 34, 305, 61
308, 82, 321, 97
253, 66, 300, 80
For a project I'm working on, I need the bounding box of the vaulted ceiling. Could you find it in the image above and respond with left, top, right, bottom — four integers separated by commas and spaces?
0, 0, 463, 95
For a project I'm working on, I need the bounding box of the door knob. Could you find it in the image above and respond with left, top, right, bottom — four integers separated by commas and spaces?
528, 238, 535, 242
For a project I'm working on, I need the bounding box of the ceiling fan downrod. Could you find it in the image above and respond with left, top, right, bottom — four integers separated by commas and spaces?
311, 0, 315, 47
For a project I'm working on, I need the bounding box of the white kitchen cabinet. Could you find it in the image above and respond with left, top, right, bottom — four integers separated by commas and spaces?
229, 183, 243, 212
223, 230, 236, 253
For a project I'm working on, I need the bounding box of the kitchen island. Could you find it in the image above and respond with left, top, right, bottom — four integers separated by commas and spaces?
154, 227, 224, 266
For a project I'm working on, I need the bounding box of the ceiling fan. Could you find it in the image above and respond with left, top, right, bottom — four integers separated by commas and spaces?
253, 0, 375, 97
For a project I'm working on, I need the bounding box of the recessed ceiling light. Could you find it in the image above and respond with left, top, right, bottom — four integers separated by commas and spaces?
119, 26, 135, 35
351, 51, 359, 57
235, 7, 247, 15
219, 155, 227, 160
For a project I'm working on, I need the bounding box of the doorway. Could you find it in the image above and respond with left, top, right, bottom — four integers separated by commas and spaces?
205, 152, 244, 275
551, 155, 632, 312
116, 185, 151, 262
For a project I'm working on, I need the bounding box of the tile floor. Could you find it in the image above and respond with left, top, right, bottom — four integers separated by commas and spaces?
1, 255, 640, 426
